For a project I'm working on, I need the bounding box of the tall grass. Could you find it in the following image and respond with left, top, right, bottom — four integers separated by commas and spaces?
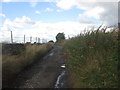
2, 42, 54, 86
62, 27, 118, 88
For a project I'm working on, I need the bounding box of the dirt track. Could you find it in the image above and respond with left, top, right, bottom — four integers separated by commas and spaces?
8, 45, 69, 88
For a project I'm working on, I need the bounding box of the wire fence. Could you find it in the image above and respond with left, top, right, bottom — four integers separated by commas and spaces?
0, 37, 48, 43
0, 30, 75, 43
0, 31, 48, 43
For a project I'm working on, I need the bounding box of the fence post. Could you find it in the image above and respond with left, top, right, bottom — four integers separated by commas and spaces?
24, 35, 25, 44
11, 31, 13, 43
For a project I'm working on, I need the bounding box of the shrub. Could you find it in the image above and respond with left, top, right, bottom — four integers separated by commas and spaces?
56, 33, 65, 42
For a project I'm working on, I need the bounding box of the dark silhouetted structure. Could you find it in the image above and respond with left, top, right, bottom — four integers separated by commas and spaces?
56, 33, 65, 42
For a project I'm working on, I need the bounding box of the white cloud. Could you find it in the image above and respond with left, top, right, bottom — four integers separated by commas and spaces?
2, 0, 118, 26
2, 18, 24, 29
78, 14, 94, 24
0, 13, 6, 17
56, 0, 76, 10
45, 8, 53, 12
56, 1, 118, 26
1, 16, 100, 43
97, 2, 118, 26
2, 0, 11, 2
1, 16, 35, 32
14, 16, 35, 24
56, 9, 62, 12
78, 6, 105, 24
35, 10, 41, 14
84, 7, 105, 19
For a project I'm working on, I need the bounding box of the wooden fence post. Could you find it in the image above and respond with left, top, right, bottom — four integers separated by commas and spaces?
24, 35, 25, 44
11, 31, 13, 43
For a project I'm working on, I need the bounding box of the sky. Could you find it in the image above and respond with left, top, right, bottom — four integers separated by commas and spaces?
0, 0, 119, 43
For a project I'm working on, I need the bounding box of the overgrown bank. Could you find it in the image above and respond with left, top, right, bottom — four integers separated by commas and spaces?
62, 27, 118, 88
2, 42, 54, 87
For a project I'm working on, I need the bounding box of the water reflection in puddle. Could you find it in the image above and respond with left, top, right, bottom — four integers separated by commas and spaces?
49, 52, 54, 56
61, 64, 65, 68
54, 64, 66, 88
54, 70, 66, 88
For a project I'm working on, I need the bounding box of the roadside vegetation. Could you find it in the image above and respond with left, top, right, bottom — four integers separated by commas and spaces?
61, 26, 118, 88
2, 42, 54, 86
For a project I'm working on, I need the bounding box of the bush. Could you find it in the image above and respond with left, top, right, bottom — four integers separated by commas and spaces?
56, 33, 65, 42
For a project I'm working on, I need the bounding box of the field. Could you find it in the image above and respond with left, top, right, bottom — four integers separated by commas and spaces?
61, 27, 118, 88
2, 42, 54, 86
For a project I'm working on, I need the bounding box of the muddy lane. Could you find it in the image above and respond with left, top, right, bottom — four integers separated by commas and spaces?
8, 45, 68, 88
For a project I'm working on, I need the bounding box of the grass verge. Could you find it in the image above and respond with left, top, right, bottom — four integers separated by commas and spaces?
62, 27, 118, 88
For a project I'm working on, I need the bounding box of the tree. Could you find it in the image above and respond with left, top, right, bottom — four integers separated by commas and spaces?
56, 33, 65, 42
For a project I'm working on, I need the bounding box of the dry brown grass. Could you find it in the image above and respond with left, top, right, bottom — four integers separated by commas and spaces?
2, 42, 54, 85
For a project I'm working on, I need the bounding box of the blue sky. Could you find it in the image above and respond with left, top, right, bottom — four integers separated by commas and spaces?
0, 1, 118, 43
2, 2, 86, 23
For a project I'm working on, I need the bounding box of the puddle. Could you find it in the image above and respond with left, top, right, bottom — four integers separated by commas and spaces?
61, 64, 65, 68
54, 64, 66, 88
54, 70, 66, 88
49, 52, 54, 56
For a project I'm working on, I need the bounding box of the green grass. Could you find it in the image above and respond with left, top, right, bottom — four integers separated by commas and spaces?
2, 42, 54, 86
62, 27, 118, 88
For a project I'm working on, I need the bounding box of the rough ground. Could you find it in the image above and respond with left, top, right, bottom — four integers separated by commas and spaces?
7, 45, 69, 88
